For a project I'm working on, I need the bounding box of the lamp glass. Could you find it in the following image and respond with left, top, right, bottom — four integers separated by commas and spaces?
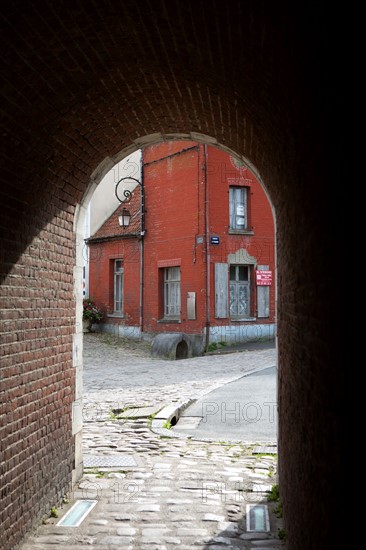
118, 209, 131, 227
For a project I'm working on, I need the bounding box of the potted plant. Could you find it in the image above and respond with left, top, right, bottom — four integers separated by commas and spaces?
83, 298, 103, 332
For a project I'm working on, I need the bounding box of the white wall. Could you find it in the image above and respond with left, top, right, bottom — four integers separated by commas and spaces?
87, 150, 142, 237
82, 149, 141, 298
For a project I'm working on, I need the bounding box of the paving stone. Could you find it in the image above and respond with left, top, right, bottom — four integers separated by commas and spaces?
203, 513, 226, 521
153, 473, 175, 479
132, 472, 153, 479
140, 515, 162, 522
89, 519, 109, 525
17, 336, 279, 550
142, 527, 170, 536
164, 452, 183, 457
169, 515, 197, 522
209, 537, 231, 550
31, 536, 72, 544
168, 506, 197, 513
148, 486, 173, 491
116, 526, 136, 536
176, 527, 208, 536
136, 504, 161, 512
226, 504, 241, 512
166, 499, 194, 504
100, 536, 132, 545
255, 461, 275, 468
141, 537, 167, 544
114, 514, 135, 521
254, 468, 269, 475
84, 527, 110, 535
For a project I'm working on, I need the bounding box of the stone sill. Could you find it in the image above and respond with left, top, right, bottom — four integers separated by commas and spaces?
228, 229, 254, 235
107, 313, 125, 319
230, 317, 257, 322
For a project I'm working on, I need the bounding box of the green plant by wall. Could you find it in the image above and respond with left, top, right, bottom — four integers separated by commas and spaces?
274, 501, 283, 518
147, 412, 157, 427
278, 528, 287, 540
267, 483, 280, 502
207, 341, 227, 352
50, 507, 58, 518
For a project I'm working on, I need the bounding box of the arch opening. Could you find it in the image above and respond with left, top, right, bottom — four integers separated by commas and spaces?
1, 5, 340, 548
76, 136, 277, 357
175, 340, 189, 360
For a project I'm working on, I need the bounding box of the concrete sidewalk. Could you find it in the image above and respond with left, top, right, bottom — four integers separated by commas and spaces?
19, 334, 285, 550
170, 366, 277, 442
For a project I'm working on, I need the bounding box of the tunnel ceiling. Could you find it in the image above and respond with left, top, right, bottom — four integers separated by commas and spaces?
1, 0, 335, 209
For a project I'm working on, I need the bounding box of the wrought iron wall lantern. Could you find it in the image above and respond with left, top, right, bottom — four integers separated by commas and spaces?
115, 176, 145, 236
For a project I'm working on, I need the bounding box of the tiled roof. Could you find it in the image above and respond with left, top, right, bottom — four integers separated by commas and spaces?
90, 188, 141, 240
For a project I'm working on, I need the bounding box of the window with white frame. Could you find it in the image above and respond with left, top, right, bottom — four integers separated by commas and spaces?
229, 265, 250, 317
114, 259, 124, 314
229, 186, 247, 230
164, 267, 180, 318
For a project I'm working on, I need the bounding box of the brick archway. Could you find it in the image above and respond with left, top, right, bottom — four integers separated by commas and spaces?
1, 3, 341, 549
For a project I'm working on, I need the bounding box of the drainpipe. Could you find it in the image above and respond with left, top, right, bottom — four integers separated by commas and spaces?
203, 144, 210, 352
140, 157, 145, 337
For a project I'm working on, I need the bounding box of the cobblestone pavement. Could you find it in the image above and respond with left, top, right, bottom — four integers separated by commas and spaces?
20, 333, 286, 550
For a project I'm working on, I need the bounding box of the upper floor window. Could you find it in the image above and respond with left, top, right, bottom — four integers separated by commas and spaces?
229, 186, 247, 230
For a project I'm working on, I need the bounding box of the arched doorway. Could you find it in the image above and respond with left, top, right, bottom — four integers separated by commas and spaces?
0, 4, 341, 548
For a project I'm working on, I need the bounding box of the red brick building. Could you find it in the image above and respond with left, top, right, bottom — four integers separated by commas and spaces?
87, 141, 275, 350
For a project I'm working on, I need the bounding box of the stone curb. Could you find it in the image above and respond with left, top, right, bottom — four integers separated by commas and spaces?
151, 397, 195, 438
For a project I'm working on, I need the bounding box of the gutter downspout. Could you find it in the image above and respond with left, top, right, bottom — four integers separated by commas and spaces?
203, 144, 210, 352
140, 156, 145, 337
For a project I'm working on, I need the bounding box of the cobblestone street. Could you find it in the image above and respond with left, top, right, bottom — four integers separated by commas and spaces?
20, 334, 285, 550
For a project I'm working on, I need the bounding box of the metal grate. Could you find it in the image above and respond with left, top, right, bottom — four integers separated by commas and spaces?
84, 454, 137, 468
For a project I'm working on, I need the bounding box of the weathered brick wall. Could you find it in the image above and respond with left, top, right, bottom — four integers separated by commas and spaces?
141, 142, 275, 335
206, 146, 276, 325
1, 1, 341, 548
88, 238, 141, 326
142, 142, 207, 334
0, 205, 76, 549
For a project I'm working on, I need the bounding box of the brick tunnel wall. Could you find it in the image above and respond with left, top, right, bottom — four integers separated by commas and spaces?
0, 2, 342, 549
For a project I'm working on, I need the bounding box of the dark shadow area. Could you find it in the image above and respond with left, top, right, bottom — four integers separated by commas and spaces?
1, 2, 342, 548
202, 500, 285, 549
176, 340, 189, 359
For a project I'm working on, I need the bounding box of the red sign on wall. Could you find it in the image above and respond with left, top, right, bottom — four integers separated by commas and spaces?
256, 270, 272, 286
